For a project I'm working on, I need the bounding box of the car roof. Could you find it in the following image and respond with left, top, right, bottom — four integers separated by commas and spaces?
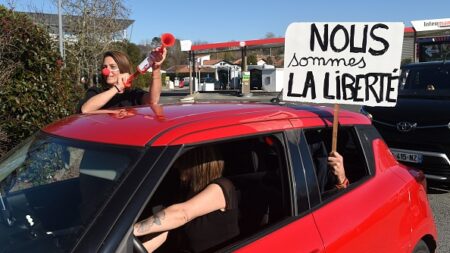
43, 103, 370, 147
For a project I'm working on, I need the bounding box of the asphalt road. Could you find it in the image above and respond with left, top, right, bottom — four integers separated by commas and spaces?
427, 182, 450, 252
161, 91, 449, 252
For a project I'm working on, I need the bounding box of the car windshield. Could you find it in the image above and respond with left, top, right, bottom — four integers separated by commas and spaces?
399, 65, 450, 97
0, 132, 143, 252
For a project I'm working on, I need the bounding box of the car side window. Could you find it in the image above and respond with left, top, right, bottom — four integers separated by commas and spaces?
303, 126, 371, 200
136, 134, 293, 252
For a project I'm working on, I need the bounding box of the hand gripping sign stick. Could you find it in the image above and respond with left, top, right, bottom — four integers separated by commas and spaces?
102, 33, 176, 87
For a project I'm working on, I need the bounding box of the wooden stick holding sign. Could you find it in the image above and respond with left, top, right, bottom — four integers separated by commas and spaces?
331, 104, 340, 152
282, 22, 404, 151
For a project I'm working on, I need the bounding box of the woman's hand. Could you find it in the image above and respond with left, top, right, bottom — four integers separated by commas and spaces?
152, 47, 167, 69
116, 73, 130, 92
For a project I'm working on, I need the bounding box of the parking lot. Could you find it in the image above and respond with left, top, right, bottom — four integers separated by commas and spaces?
161, 90, 450, 252
428, 182, 450, 252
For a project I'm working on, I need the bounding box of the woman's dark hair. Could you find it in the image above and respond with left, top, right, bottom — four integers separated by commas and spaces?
176, 146, 224, 193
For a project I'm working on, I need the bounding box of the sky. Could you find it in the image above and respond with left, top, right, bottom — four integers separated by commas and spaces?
2, 0, 450, 45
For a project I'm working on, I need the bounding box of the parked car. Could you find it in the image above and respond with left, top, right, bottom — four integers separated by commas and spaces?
0, 103, 437, 253
361, 61, 450, 184
182, 77, 190, 87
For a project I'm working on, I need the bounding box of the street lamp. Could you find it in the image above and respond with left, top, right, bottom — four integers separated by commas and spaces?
58, 0, 64, 61
240, 41, 251, 96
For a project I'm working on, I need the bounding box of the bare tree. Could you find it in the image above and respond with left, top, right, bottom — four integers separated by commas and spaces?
263, 31, 283, 59
264, 32, 276, 39
166, 40, 189, 68
61, 0, 130, 87
4, 0, 17, 9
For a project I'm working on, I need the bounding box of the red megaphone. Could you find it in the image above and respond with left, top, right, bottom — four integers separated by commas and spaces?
124, 33, 176, 87
161, 33, 175, 48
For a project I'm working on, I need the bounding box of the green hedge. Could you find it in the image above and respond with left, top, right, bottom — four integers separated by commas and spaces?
0, 6, 82, 156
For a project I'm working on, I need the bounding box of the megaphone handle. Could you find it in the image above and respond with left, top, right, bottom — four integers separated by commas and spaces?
125, 71, 140, 87
157, 46, 166, 53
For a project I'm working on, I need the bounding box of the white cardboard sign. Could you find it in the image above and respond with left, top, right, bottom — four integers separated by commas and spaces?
283, 22, 404, 106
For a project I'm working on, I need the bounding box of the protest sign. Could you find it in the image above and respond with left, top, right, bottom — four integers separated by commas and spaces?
283, 22, 404, 107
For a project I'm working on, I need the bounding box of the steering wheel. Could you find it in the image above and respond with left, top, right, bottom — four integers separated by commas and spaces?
133, 235, 148, 253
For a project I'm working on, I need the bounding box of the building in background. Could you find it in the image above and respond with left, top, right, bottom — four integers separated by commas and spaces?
403, 18, 450, 63
166, 57, 242, 91
19, 11, 134, 43
201, 59, 241, 90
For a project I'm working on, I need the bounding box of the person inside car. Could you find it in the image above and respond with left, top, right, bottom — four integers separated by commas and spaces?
133, 146, 239, 253
77, 48, 166, 113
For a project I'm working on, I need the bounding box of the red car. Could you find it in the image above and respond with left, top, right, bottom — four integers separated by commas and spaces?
0, 103, 437, 253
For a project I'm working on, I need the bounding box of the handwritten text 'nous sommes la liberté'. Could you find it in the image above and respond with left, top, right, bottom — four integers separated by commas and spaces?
287, 24, 400, 103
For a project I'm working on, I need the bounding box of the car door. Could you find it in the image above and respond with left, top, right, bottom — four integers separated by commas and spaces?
235, 214, 324, 253
300, 125, 412, 253
235, 130, 324, 253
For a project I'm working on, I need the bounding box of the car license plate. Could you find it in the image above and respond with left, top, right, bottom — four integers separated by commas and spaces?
391, 150, 423, 164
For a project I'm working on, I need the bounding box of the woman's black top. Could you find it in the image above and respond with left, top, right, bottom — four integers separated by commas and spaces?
76, 86, 146, 113
182, 177, 239, 253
